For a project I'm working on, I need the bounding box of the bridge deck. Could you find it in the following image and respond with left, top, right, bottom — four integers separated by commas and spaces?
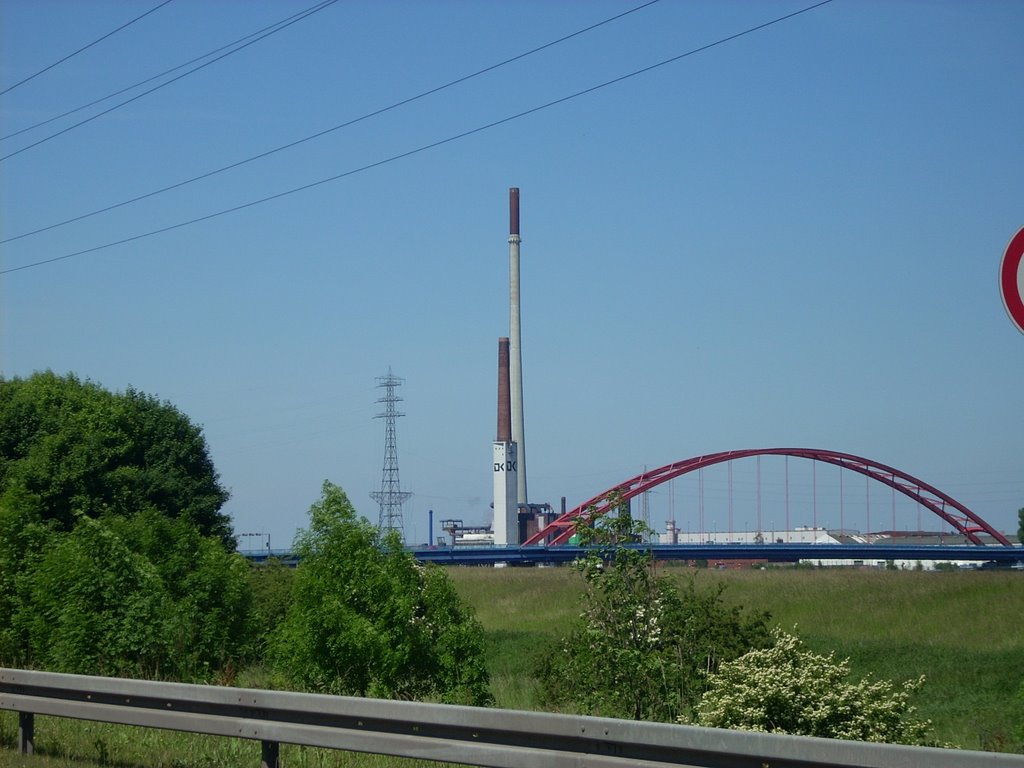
240, 543, 1024, 567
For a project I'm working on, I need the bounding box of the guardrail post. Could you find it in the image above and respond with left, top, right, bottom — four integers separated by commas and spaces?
19, 711, 34, 755
261, 739, 279, 768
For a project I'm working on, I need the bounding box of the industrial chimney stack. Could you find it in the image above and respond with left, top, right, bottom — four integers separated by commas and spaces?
508, 187, 528, 509
497, 337, 512, 443
492, 337, 518, 546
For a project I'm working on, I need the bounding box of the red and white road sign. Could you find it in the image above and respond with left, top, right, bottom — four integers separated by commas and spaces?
1001, 226, 1024, 335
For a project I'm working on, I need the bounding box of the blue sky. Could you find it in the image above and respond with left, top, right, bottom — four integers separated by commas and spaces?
2, 0, 1022, 548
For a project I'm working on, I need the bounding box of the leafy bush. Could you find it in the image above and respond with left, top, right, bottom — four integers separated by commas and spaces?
106, 510, 254, 676
2, 511, 254, 680
246, 557, 295, 658
0, 373, 252, 680
692, 626, 935, 745
269, 481, 492, 705
0, 501, 54, 662
15, 516, 171, 677
537, 506, 769, 721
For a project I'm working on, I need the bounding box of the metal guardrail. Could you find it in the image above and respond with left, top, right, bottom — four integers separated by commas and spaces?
2, 668, 1021, 767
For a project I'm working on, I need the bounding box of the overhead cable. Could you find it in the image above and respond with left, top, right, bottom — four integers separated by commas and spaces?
0, 0, 833, 276
2, 0, 660, 244
0, 0, 175, 97
0, 0, 339, 162
1, 0, 342, 142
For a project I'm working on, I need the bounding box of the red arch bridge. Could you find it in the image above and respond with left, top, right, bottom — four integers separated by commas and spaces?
410, 449, 1023, 566
523, 448, 1013, 548
242, 449, 1021, 567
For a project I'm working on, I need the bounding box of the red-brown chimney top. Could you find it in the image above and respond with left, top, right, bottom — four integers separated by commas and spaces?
497, 337, 512, 443
509, 187, 519, 236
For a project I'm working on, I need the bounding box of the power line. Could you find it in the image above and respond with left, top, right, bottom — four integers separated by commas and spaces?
1, 0, 342, 142
2, 0, 660, 244
0, 0, 175, 97
0, 0, 340, 163
0, 0, 833, 276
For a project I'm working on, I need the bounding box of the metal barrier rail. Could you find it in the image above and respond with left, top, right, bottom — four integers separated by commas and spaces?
2, 668, 1021, 768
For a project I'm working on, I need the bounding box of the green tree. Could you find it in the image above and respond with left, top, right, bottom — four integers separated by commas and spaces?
15, 515, 171, 677
269, 481, 492, 705
105, 510, 254, 677
1017, 507, 1023, 543
692, 627, 934, 745
0, 500, 55, 662
0, 371, 231, 544
537, 505, 769, 721
0, 374, 251, 680
1, 509, 253, 680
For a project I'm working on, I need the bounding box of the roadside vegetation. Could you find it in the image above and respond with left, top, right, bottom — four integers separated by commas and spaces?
534, 508, 770, 722
0, 372, 249, 680
450, 566, 1024, 752
691, 626, 934, 743
268, 481, 491, 706
2, 371, 1022, 765
2, 568, 1023, 765
0, 372, 493, 766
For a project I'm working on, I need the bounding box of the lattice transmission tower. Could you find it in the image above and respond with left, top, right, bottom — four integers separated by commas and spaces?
370, 368, 411, 541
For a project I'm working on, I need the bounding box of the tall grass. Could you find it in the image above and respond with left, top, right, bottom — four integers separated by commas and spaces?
446, 566, 581, 711
448, 566, 1024, 752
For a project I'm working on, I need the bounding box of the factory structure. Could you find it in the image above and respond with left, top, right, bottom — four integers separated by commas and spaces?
375, 189, 1017, 570
492, 336, 517, 547
404, 188, 1019, 568
490, 187, 553, 546
437, 188, 552, 549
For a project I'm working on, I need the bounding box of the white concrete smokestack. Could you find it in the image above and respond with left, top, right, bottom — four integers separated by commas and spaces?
508, 187, 528, 508
493, 337, 518, 546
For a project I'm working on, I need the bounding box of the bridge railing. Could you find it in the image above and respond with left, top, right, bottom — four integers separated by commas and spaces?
2, 668, 1020, 768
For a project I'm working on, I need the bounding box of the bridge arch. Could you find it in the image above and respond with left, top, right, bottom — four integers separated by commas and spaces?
523, 448, 1011, 547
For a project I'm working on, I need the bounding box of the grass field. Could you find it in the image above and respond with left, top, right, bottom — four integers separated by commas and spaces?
446, 566, 1024, 752
2, 566, 1022, 765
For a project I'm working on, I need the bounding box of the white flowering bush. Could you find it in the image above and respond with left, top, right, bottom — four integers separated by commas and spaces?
690, 626, 934, 745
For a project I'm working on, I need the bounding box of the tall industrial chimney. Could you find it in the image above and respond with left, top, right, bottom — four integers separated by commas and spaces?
508, 187, 528, 508
497, 337, 512, 443
493, 337, 518, 546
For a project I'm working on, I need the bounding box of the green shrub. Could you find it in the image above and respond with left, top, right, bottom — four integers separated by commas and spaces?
16, 515, 171, 677
0, 501, 54, 663
246, 557, 295, 658
269, 481, 492, 705
106, 510, 254, 677
2, 505, 254, 680
0, 374, 252, 680
537, 506, 769, 721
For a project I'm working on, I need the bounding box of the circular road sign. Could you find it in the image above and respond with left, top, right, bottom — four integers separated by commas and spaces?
1001, 226, 1024, 335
